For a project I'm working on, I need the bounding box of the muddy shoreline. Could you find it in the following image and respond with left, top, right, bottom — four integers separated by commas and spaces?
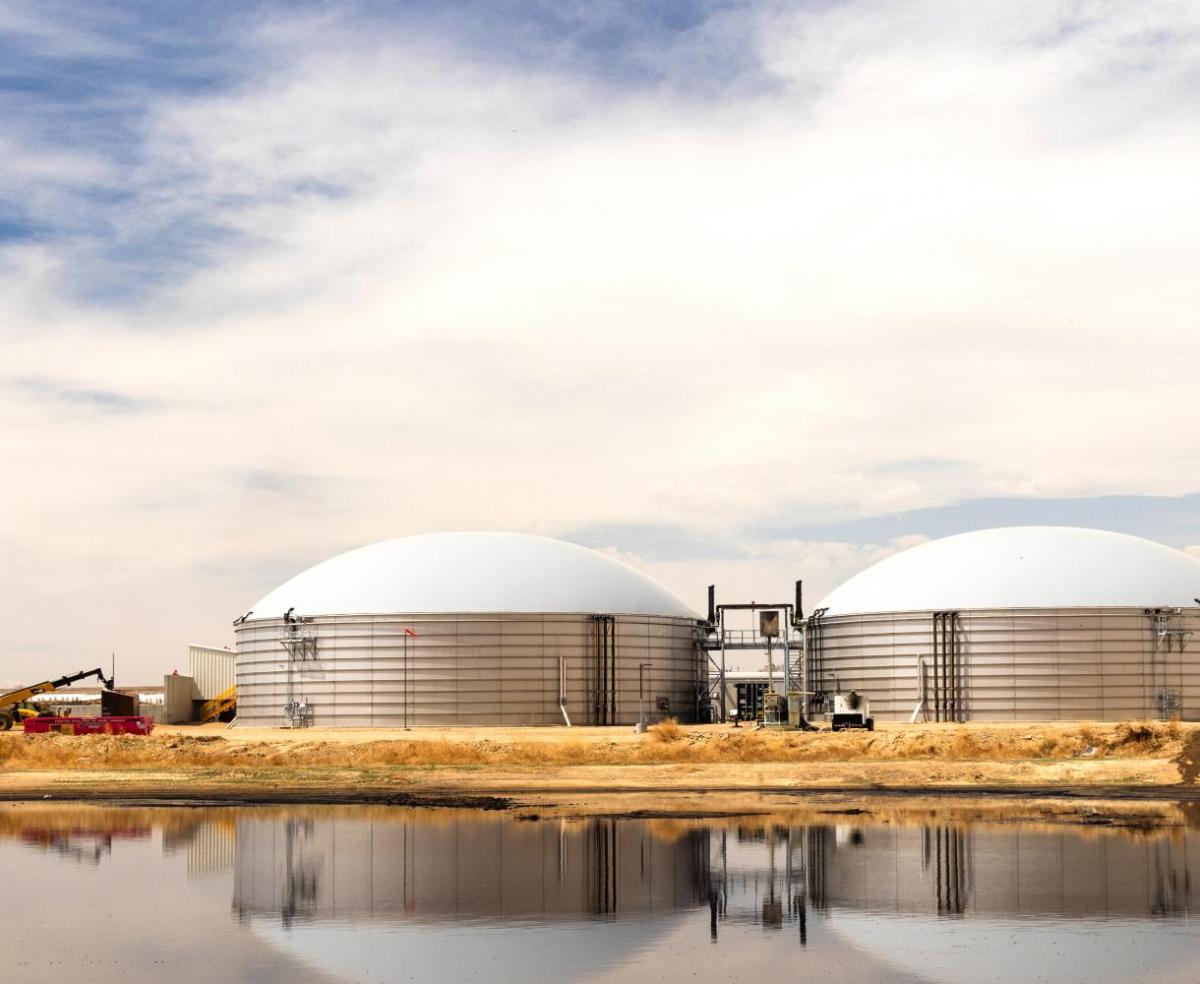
7, 782, 1200, 815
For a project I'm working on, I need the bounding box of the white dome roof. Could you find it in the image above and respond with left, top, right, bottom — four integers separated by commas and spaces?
819, 526, 1200, 616
248, 532, 697, 620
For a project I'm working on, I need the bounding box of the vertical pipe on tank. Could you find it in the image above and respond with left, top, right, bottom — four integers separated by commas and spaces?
608, 618, 618, 724
719, 608, 727, 723
949, 615, 955, 722
949, 615, 956, 721
932, 613, 941, 723
940, 614, 950, 724
611, 618, 616, 723
604, 618, 609, 725
951, 614, 960, 722
942, 614, 949, 722
594, 616, 604, 725
601, 618, 609, 725
605, 617, 611, 724
943, 614, 950, 721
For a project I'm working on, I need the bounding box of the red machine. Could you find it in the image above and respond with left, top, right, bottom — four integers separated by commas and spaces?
23, 716, 154, 736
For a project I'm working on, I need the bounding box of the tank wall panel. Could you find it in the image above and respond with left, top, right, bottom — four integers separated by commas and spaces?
807, 607, 1200, 722
236, 613, 703, 727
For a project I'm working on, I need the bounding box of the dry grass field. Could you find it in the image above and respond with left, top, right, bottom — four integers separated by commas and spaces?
1, 719, 1199, 805
0, 717, 1194, 768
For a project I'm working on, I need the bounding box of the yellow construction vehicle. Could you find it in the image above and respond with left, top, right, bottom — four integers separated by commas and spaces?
198, 685, 237, 724
0, 668, 115, 731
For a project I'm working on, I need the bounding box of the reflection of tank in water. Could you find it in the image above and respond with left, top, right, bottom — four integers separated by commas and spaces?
705, 816, 1200, 949
815, 823, 1197, 918
233, 812, 710, 923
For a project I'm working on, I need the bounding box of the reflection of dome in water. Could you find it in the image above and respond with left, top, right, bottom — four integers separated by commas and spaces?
825, 914, 1197, 984
250, 917, 689, 984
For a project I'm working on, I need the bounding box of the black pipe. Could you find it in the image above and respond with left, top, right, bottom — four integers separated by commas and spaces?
940, 614, 946, 722
594, 616, 604, 725
944, 615, 950, 721
707, 585, 716, 625
944, 614, 951, 721
931, 614, 937, 722
953, 614, 962, 722
603, 618, 610, 725
950, 614, 960, 724
949, 615, 956, 722
604, 624, 614, 724
795, 580, 803, 620
932, 614, 941, 723
953, 614, 959, 722
608, 618, 617, 724
602, 617, 607, 725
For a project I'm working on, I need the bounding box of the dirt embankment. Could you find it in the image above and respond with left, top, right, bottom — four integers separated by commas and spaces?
2, 719, 1200, 803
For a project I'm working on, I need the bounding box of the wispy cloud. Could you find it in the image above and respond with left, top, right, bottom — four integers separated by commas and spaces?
1, 0, 1199, 680
5, 375, 154, 414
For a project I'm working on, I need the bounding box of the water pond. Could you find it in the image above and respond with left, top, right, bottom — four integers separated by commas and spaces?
3, 800, 1198, 983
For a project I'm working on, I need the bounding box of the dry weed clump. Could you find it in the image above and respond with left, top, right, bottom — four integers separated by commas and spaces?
649, 718, 684, 743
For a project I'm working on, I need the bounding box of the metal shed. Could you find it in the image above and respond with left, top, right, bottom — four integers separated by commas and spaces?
188, 644, 235, 700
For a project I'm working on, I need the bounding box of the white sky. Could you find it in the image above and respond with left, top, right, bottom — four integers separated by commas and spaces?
1, 0, 1199, 684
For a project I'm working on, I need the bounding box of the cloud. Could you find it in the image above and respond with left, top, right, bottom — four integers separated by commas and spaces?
2, 1, 1200, 681
5, 376, 154, 414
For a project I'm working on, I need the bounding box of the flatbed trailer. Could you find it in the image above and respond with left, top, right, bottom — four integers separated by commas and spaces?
22, 716, 154, 736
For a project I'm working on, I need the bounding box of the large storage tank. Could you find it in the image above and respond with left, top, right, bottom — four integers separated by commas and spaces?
235, 532, 704, 727
806, 527, 1200, 722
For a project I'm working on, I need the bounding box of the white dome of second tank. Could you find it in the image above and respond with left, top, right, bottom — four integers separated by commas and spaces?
248, 531, 696, 619
819, 526, 1200, 616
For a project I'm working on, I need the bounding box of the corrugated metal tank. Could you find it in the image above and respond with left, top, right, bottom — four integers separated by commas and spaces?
809, 607, 1200, 721
806, 528, 1200, 722
236, 612, 702, 727
235, 532, 705, 727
